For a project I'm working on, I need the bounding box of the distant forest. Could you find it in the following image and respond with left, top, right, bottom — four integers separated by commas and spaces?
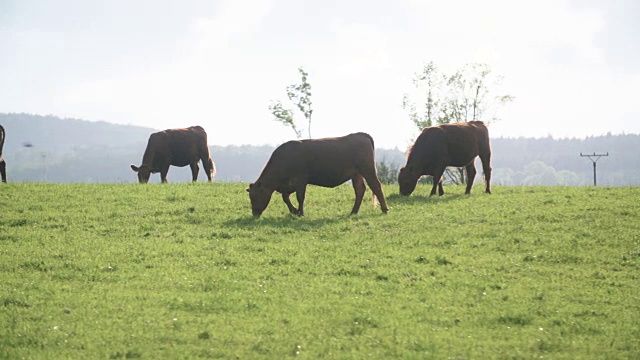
1, 113, 639, 186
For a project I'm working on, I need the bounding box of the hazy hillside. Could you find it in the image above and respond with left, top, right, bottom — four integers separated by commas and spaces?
1, 113, 639, 185
1, 113, 154, 150
490, 135, 640, 186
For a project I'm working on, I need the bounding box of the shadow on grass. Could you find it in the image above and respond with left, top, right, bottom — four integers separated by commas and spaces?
386, 192, 469, 206
223, 211, 384, 230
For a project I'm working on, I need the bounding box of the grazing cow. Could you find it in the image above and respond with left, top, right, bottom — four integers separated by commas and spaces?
0, 124, 6, 183
131, 126, 216, 183
247, 132, 389, 217
398, 121, 492, 196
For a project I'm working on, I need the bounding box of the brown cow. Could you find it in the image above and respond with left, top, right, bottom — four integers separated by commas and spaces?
131, 126, 215, 183
0, 124, 6, 183
247, 132, 389, 217
398, 121, 492, 196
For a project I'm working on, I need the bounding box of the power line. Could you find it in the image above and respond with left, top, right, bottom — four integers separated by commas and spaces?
580, 152, 609, 186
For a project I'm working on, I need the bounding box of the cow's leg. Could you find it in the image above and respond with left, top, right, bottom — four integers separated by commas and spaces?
190, 162, 199, 182
351, 174, 366, 215
437, 178, 444, 196
430, 168, 445, 196
160, 164, 170, 183
480, 153, 492, 194
465, 162, 477, 194
362, 172, 388, 214
282, 193, 299, 215
0, 159, 6, 183
295, 185, 307, 216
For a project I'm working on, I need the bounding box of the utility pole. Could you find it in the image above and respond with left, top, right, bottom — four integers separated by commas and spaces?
580, 152, 609, 186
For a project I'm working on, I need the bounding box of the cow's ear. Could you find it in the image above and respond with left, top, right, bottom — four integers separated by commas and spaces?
131, 165, 139, 172
247, 182, 256, 192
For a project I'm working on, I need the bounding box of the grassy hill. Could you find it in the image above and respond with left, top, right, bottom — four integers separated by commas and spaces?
0, 183, 638, 358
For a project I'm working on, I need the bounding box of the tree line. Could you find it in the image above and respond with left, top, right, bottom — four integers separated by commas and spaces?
1, 113, 638, 186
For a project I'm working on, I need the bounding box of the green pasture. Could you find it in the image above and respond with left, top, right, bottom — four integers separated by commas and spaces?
0, 183, 638, 359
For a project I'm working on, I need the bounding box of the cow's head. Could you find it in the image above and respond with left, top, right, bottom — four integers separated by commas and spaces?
130, 164, 151, 184
398, 165, 420, 196
246, 181, 273, 217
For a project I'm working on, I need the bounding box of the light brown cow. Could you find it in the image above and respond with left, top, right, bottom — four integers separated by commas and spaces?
247, 132, 388, 217
398, 121, 492, 196
131, 126, 215, 183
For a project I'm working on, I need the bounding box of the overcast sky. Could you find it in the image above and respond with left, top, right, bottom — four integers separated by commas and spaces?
1, 0, 639, 148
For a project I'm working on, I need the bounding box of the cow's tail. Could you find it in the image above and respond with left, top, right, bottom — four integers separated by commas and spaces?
209, 157, 216, 179
362, 132, 379, 209
0, 124, 5, 155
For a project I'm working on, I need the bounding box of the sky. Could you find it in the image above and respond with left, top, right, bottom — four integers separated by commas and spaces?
1, 0, 639, 149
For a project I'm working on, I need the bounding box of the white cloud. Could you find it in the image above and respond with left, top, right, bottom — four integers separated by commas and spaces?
328, 21, 392, 77
189, 0, 274, 54
52, 0, 285, 144
3, 0, 639, 147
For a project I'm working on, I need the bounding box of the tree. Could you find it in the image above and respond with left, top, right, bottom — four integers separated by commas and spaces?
402, 61, 514, 184
376, 158, 399, 184
269, 67, 314, 139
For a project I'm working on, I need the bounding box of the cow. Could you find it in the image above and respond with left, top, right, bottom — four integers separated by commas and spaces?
0, 124, 6, 183
131, 126, 215, 183
398, 121, 492, 196
247, 132, 389, 217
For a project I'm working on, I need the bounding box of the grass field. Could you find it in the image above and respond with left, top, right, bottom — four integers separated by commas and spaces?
0, 183, 638, 359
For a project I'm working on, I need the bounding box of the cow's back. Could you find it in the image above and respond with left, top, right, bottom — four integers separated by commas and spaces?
409, 122, 488, 168
467, 121, 491, 155
260, 132, 376, 188
441, 123, 485, 166
304, 132, 372, 157
144, 127, 207, 168
168, 127, 208, 167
